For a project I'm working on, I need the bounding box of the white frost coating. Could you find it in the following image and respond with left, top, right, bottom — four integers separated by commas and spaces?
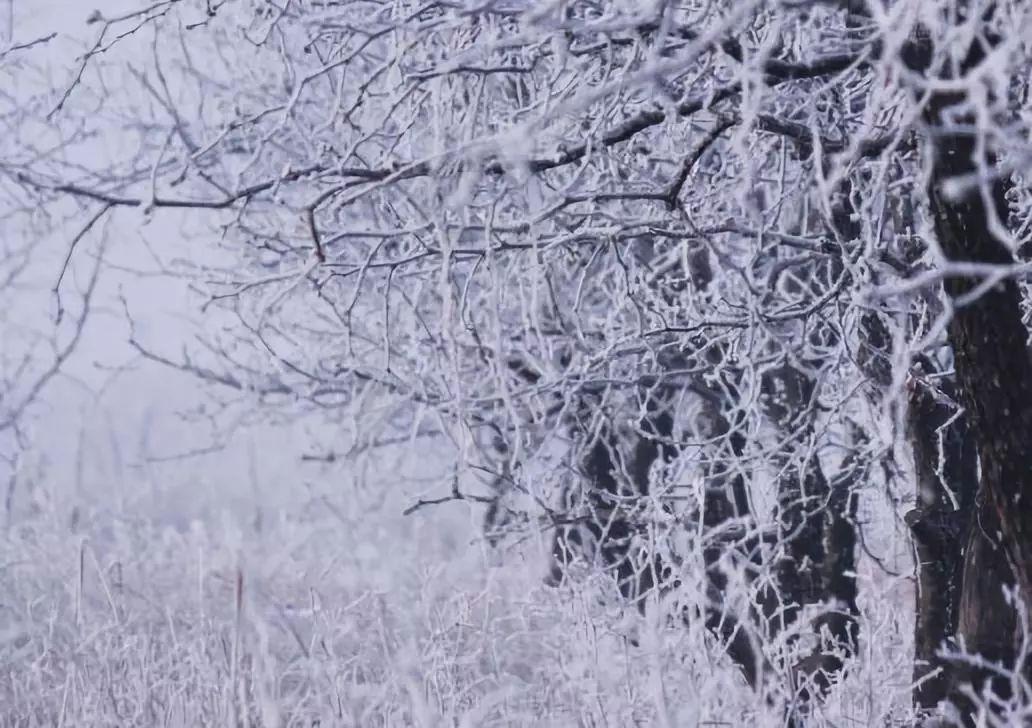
3, 0, 1032, 725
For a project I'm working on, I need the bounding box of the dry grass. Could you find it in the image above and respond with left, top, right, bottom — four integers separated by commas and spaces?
1, 476, 917, 728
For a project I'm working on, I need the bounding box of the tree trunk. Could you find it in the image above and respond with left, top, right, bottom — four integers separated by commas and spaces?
905, 375, 978, 711
764, 360, 860, 698
954, 493, 1018, 708
912, 12, 1032, 718
927, 131, 1032, 600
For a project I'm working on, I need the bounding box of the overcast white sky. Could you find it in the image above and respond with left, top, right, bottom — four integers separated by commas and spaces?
3, 0, 329, 526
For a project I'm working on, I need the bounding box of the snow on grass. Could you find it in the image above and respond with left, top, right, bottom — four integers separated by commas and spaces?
1, 473, 914, 727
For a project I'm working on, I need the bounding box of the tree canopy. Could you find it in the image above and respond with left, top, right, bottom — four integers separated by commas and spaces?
5, 0, 1032, 724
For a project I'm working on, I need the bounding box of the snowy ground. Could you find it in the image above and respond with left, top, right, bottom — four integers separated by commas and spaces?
1, 448, 916, 727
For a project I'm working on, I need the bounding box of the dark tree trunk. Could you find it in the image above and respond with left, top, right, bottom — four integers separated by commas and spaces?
775, 451, 828, 628
696, 409, 772, 689
905, 375, 978, 711
753, 159, 869, 691
548, 401, 672, 604
908, 10, 1032, 718
928, 137, 1032, 558
763, 363, 828, 629
954, 493, 1018, 708
762, 346, 860, 699
813, 454, 861, 674
928, 166, 1032, 607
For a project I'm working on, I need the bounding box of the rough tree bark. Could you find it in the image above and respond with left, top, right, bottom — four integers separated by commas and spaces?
905, 7, 1032, 718
905, 373, 980, 710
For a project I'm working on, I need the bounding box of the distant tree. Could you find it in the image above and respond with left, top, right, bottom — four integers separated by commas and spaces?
8, 0, 1032, 723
